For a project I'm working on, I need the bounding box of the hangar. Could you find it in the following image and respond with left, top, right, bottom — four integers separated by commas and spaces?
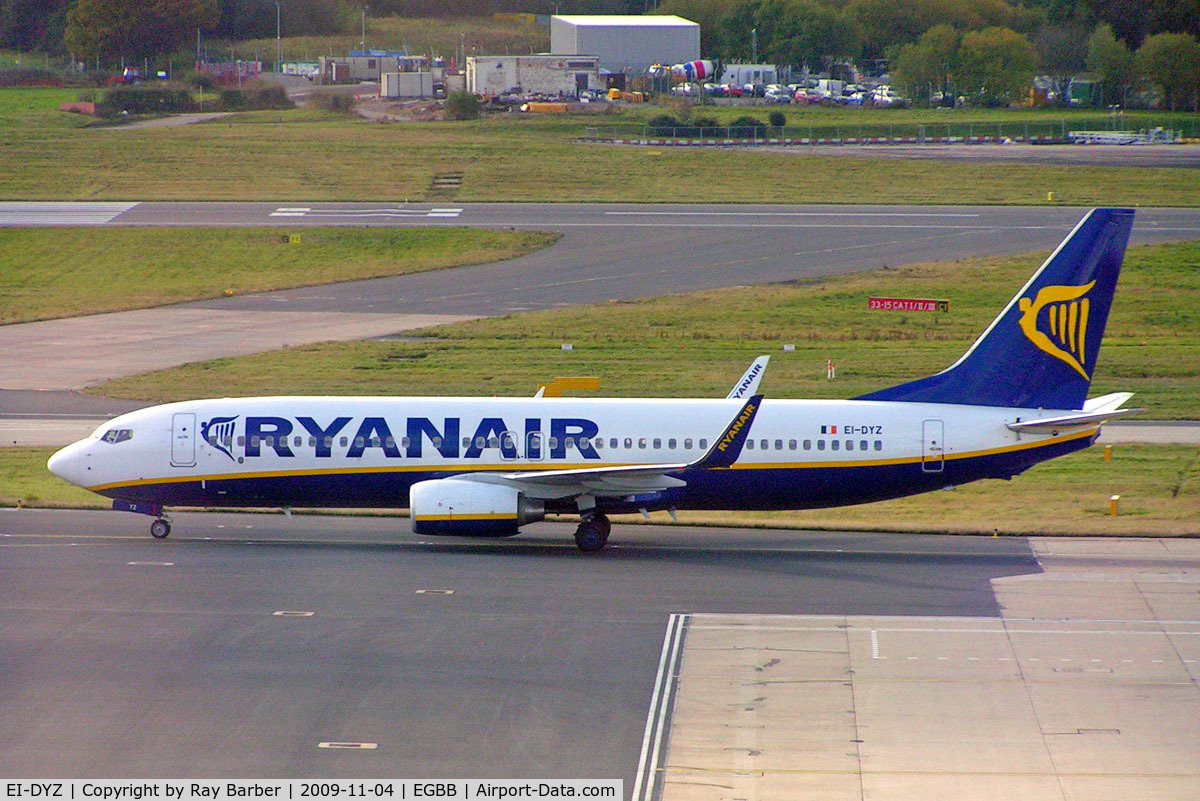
550, 15, 700, 74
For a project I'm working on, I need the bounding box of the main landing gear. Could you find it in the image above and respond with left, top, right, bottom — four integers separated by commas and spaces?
149, 517, 171, 539
573, 513, 611, 553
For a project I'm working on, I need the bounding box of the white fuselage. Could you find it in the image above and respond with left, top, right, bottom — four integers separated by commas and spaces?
48, 395, 1097, 514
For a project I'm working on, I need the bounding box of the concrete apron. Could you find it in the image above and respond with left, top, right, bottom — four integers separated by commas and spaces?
653, 539, 1200, 801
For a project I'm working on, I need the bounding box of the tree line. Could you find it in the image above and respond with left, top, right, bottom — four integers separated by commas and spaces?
657, 0, 1199, 108
0, 0, 643, 56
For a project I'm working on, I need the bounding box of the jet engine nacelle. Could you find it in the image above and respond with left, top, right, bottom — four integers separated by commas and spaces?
409, 478, 545, 537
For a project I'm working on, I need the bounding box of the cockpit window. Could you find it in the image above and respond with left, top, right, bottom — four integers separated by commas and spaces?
102, 429, 133, 444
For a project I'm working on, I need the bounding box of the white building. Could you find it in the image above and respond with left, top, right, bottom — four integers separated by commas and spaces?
550, 15, 699, 74
466, 54, 601, 97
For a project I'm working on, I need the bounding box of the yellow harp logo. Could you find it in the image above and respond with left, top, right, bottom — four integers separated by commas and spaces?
1018, 281, 1095, 380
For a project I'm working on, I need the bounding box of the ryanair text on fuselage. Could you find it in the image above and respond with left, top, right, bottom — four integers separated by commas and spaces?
205, 414, 603, 462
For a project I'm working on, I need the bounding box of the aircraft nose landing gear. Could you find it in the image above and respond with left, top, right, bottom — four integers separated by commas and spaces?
573, 513, 611, 552
113, 500, 172, 539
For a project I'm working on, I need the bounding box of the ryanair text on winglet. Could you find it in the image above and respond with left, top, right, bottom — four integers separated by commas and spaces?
716, 401, 757, 452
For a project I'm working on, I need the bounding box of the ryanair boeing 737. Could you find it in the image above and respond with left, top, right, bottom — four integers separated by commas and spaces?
48, 208, 1138, 551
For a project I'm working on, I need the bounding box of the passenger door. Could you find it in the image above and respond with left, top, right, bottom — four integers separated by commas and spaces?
171, 412, 196, 467
922, 419, 944, 473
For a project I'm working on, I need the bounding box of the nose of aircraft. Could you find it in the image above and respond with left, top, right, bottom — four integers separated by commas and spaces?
47, 439, 93, 487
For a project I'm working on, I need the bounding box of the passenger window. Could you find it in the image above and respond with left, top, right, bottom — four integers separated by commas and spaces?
565, 437, 576, 449
874, 440, 883, 451
860, 440, 868, 451
402, 436, 411, 448
789, 439, 797, 450
294, 436, 302, 447
746, 440, 754, 450
238, 436, 246, 446
324, 436, 333, 448
384, 436, 395, 448
638, 438, 647, 449
653, 438, 661, 449
355, 437, 364, 448
309, 436, 316, 447
610, 438, 618, 449
624, 438, 632, 448
831, 440, 840, 451
340, 436, 348, 447
487, 436, 499, 448
370, 436, 381, 448
432, 436, 442, 447
760, 439, 768, 450
846, 440, 854, 451
476, 437, 486, 448
775, 439, 783, 450
684, 438, 693, 449
699, 439, 708, 448
594, 438, 604, 450
548, 437, 559, 449
817, 440, 825, 451
463, 437, 471, 448
668, 438, 676, 449
803, 439, 811, 450
251, 436, 261, 448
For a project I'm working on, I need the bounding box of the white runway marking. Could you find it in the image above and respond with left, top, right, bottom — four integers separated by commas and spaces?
270, 206, 462, 218
633, 613, 688, 801
0, 202, 137, 225
605, 210, 982, 218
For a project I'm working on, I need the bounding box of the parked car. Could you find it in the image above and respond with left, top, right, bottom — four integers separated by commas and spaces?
870, 89, 907, 107
104, 67, 143, 86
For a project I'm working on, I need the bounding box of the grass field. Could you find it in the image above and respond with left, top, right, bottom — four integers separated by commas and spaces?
0, 227, 558, 324
6, 443, 1196, 535
2, 86, 1198, 205
89, 240, 1200, 420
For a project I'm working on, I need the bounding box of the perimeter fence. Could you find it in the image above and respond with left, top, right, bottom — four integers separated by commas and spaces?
581, 118, 1200, 145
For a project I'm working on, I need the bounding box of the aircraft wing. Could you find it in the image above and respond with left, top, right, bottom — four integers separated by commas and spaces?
458, 395, 764, 499
1006, 392, 1140, 432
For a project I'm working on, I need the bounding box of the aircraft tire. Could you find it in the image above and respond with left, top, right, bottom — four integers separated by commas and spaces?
150, 519, 171, 539
573, 514, 610, 552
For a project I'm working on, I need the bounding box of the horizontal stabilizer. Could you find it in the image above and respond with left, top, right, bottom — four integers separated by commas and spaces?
1082, 391, 1135, 413
1007, 393, 1139, 432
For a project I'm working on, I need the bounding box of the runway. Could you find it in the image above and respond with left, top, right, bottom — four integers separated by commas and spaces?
3, 204, 1200, 399
3, 509, 1198, 798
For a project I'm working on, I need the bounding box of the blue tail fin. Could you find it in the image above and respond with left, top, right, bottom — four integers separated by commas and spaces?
855, 208, 1134, 410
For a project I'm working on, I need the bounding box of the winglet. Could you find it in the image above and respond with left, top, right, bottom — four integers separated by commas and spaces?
727, 356, 769, 399
689, 395, 763, 470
